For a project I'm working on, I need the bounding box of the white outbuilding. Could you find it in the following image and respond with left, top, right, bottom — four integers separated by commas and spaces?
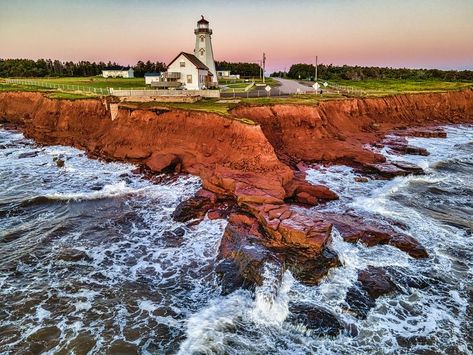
144, 72, 162, 85
102, 66, 134, 78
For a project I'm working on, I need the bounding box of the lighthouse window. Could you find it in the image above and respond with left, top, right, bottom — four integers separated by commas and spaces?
199, 48, 205, 55
180, 61, 185, 67
200, 36, 204, 42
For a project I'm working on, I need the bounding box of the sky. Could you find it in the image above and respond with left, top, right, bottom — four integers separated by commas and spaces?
1, 0, 472, 72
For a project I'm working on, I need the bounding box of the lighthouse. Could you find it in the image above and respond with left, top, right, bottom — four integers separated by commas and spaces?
194, 16, 218, 85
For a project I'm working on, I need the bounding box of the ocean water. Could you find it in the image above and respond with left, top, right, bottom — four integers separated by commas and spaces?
0, 125, 472, 354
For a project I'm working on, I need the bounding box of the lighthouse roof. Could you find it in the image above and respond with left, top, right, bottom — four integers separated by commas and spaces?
197, 15, 209, 24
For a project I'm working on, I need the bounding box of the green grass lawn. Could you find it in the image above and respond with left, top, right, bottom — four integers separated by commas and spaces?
0, 82, 53, 93
32, 76, 147, 89
298, 78, 473, 96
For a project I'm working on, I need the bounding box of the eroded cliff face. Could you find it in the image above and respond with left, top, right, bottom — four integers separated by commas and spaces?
0, 92, 293, 204
2, 89, 473, 292
231, 90, 473, 167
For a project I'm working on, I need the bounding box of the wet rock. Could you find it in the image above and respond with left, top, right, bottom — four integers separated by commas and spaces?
172, 196, 213, 223
245, 203, 334, 257
344, 285, 376, 319
358, 266, 399, 299
215, 259, 245, 295
387, 144, 430, 156
287, 303, 345, 337
284, 172, 338, 204
384, 266, 429, 291
391, 161, 424, 175
397, 127, 447, 138
18, 151, 39, 159
344, 265, 430, 319
354, 176, 369, 183
57, 248, 91, 262
207, 209, 226, 220
217, 214, 285, 294
54, 158, 65, 168
287, 247, 341, 285
364, 163, 410, 178
195, 188, 217, 204
324, 212, 428, 259
387, 234, 429, 259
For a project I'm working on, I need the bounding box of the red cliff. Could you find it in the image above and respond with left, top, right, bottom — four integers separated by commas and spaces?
2, 89, 473, 288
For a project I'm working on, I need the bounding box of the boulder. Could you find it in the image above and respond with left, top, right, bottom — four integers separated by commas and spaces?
284, 171, 338, 203
172, 196, 213, 223
344, 284, 376, 319
358, 266, 399, 299
387, 144, 430, 156
324, 212, 428, 259
145, 153, 181, 173
364, 163, 410, 178
391, 161, 424, 175
286, 247, 340, 285
287, 303, 345, 337
397, 128, 447, 138
216, 213, 285, 294
57, 248, 91, 262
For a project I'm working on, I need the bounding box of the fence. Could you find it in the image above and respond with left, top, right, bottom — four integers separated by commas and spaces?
323, 81, 366, 97
5, 78, 110, 95
109, 88, 221, 98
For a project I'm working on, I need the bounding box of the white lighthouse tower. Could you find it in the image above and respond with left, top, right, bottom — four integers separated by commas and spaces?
194, 16, 218, 85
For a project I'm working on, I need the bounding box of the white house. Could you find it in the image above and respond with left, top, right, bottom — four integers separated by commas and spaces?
102, 66, 134, 78
164, 52, 213, 90
144, 72, 161, 85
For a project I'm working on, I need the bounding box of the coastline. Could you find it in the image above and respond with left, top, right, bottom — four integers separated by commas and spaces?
1, 89, 473, 290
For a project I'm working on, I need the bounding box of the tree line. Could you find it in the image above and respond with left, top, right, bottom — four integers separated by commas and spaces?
272, 63, 473, 81
2, 58, 472, 81
215, 61, 261, 77
0, 59, 166, 78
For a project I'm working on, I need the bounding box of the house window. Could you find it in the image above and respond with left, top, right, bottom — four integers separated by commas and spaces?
187, 75, 192, 84
180, 61, 185, 67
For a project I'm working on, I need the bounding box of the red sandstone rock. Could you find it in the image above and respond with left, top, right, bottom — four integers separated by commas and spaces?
323, 213, 428, 258
284, 172, 338, 204
145, 153, 181, 173
364, 163, 411, 178
396, 127, 448, 138
296, 191, 317, 205
387, 144, 430, 156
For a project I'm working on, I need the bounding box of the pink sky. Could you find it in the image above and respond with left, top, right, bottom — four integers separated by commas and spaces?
1, 0, 472, 72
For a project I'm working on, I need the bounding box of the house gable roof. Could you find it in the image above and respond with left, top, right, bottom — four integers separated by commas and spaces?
167, 52, 209, 71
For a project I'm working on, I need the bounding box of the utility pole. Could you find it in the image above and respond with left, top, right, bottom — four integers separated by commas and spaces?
259, 60, 262, 81
262, 52, 266, 84
315, 55, 318, 82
